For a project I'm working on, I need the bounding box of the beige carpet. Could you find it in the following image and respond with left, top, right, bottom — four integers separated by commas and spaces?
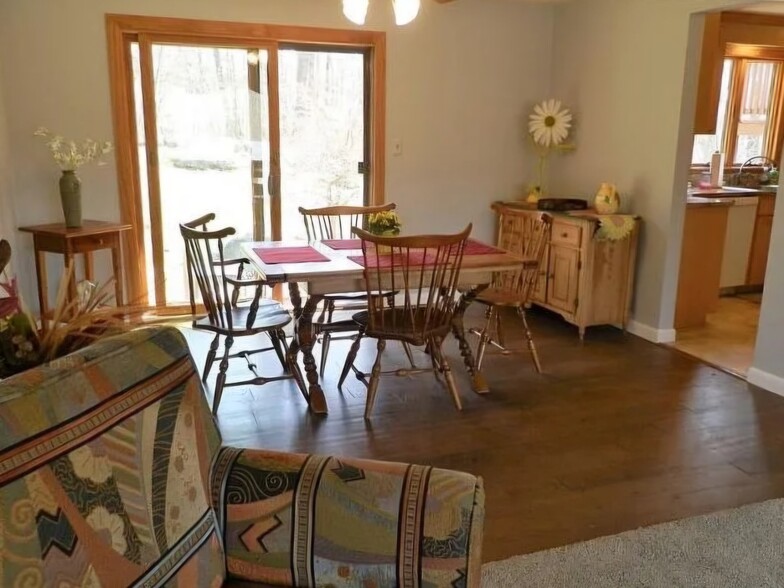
482, 499, 784, 587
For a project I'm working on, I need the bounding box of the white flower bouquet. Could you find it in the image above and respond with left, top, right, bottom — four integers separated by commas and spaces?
34, 127, 113, 171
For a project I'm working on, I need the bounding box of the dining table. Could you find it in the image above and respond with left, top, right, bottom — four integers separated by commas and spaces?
242, 238, 532, 414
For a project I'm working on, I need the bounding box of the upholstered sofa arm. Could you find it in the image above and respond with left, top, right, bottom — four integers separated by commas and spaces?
211, 447, 485, 587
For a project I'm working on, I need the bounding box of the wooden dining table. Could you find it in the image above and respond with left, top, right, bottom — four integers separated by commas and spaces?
242, 239, 531, 414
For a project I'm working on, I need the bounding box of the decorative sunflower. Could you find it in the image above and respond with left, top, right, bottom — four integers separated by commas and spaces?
529, 99, 573, 147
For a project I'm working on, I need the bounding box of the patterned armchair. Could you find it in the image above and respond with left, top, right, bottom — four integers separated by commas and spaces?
0, 326, 484, 587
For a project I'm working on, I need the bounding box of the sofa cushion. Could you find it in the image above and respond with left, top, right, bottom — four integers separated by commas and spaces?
214, 448, 485, 588
0, 326, 225, 587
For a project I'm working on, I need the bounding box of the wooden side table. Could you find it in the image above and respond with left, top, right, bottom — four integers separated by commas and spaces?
19, 220, 132, 325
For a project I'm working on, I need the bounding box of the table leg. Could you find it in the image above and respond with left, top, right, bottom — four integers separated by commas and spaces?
63, 252, 78, 305
84, 252, 94, 283
34, 248, 49, 331
451, 285, 490, 394
287, 282, 328, 414
111, 243, 124, 306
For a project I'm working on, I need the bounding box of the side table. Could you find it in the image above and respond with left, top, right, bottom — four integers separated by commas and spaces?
19, 220, 132, 326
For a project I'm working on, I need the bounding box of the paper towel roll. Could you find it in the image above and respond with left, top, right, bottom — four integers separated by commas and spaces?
710, 151, 725, 187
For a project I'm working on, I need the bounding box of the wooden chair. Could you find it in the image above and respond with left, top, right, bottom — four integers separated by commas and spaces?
180, 214, 307, 415
339, 225, 473, 418
469, 211, 552, 373
298, 203, 397, 375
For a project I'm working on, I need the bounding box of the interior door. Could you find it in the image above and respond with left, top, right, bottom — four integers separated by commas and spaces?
134, 37, 278, 307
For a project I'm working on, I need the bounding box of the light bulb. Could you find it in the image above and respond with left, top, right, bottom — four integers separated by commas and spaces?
343, 0, 369, 25
393, 0, 420, 25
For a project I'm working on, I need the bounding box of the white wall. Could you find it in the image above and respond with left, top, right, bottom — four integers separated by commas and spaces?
0, 0, 554, 308
749, 152, 784, 395
549, 0, 757, 335
0, 60, 16, 266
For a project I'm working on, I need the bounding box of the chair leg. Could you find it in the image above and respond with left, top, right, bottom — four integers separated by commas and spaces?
475, 306, 496, 372
364, 339, 386, 419
277, 329, 289, 353
213, 335, 234, 415
316, 299, 329, 324
433, 336, 462, 411
327, 300, 336, 323
427, 336, 443, 383
319, 332, 332, 376
203, 334, 220, 382
338, 330, 364, 390
495, 306, 506, 347
402, 342, 417, 369
269, 330, 288, 372
518, 306, 542, 373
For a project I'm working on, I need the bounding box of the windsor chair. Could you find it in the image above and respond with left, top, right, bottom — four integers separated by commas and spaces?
180, 214, 306, 414
339, 225, 472, 418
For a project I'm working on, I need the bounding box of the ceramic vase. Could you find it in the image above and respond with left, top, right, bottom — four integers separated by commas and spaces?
594, 182, 620, 215
59, 170, 83, 228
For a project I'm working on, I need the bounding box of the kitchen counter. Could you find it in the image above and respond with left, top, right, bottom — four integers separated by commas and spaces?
687, 186, 777, 197
687, 196, 735, 208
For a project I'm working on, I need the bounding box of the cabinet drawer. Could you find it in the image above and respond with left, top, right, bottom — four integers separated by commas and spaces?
551, 223, 582, 248
71, 234, 118, 253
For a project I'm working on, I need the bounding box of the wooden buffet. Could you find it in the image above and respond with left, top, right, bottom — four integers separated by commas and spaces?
493, 202, 640, 339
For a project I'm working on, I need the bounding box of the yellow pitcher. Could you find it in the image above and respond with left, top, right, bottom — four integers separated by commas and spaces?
594, 183, 621, 215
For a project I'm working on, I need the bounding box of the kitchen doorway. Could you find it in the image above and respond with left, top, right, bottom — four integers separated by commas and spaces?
670, 8, 782, 378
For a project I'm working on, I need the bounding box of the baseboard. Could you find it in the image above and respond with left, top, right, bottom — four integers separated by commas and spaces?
747, 367, 784, 397
626, 320, 677, 344
719, 285, 763, 297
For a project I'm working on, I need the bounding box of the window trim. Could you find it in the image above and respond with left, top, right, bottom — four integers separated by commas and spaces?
106, 14, 386, 306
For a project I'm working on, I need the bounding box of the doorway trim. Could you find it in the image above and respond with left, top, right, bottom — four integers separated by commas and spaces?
106, 14, 386, 305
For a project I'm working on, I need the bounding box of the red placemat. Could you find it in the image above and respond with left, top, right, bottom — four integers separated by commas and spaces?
348, 252, 438, 268
322, 239, 361, 250
254, 246, 330, 264
464, 239, 504, 255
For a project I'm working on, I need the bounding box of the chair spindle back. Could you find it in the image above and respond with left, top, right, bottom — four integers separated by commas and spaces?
299, 203, 397, 241
495, 211, 552, 301
353, 225, 472, 344
180, 214, 236, 330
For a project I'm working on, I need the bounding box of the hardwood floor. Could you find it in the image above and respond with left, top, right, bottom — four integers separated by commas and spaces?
181, 305, 784, 563
669, 296, 760, 377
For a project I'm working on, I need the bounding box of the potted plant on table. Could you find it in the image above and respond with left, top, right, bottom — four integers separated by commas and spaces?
34, 127, 113, 228
367, 210, 402, 254
0, 240, 137, 379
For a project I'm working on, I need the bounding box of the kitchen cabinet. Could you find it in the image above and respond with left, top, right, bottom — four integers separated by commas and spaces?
747, 194, 776, 286
694, 12, 724, 135
493, 202, 640, 339
547, 245, 580, 314
675, 202, 730, 329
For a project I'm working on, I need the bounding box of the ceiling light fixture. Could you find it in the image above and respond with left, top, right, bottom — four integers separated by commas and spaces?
343, 0, 369, 25
342, 0, 421, 26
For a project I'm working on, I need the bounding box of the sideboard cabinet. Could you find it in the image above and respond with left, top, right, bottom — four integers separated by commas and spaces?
493, 202, 640, 339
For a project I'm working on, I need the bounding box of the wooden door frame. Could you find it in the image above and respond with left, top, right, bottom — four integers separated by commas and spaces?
106, 14, 386, 306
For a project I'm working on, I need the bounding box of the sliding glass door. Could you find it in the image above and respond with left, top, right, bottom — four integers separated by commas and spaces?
279, 46, 368, 241
127, 34, 372, 308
